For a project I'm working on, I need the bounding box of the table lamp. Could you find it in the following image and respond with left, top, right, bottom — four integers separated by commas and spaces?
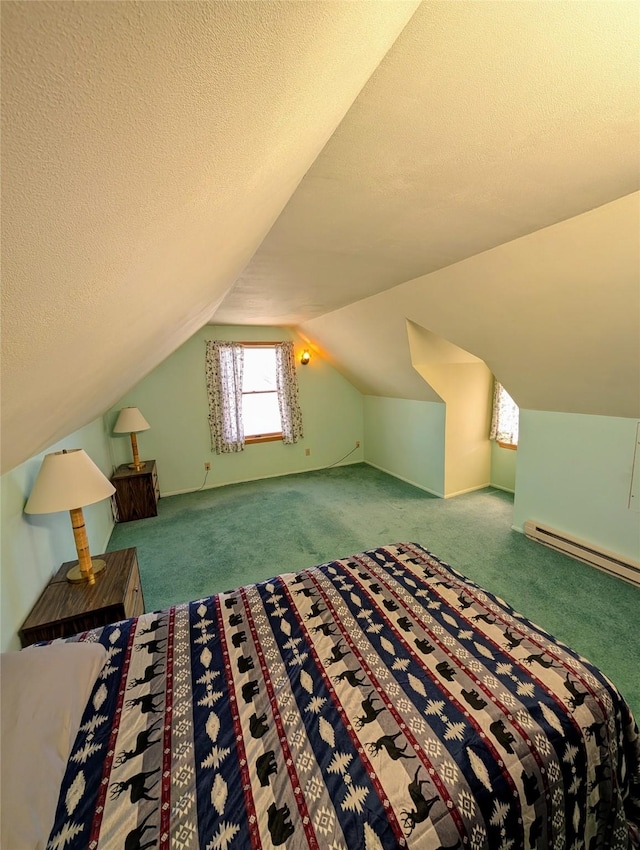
113, 406, 150, 471
24, 449, 116, 583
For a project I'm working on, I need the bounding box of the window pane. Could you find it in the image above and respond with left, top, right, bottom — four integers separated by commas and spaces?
243, 347, 277, 392
242, 392, 282, 436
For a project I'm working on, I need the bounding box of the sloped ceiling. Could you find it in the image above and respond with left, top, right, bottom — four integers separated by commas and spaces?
216, 0, 640, 323
217, 1, 640, 421
2, 1, 639, 475
0, 0, 419, 474
300, 193, 640, 418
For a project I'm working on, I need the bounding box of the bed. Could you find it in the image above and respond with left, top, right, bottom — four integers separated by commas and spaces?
3, 542, 639, 849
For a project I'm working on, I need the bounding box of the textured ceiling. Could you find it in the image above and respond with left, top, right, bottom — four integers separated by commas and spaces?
1, 1, 638, 475
216, 0, 640, 325
1, 0, 418, 473
300, 193, 640, 419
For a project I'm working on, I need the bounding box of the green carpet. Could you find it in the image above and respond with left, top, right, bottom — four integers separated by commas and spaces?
108, 462, 640, 718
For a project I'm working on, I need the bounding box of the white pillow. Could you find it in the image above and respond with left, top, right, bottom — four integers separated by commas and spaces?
0, 641, 107, 850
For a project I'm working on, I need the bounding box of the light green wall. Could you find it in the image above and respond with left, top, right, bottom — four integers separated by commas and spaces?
1, 419, 114, 651
513, 411, 640, 561
105, 325, 365, 494
363, 397, 446, 496
5, 352, 633, 657
490, 442, 517, 492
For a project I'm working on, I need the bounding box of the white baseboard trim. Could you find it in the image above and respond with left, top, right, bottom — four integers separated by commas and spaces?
443, 482, 492, 499
490, 483, 516, 494
365, 465, 497, 500
138, 464, 504, 503
364, 462, 444, 498
161, 460, 363, 497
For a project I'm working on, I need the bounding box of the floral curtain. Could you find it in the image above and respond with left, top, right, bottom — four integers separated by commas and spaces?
205, 341, 245, 453
490, 380, 519, 447
274, 342, 304, 444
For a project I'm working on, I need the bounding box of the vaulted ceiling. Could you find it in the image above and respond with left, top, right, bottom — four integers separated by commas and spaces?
217, 1, 640, 325
2, 1, 639, 474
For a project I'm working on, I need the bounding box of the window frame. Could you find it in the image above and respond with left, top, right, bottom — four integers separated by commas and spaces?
238, 341, 283, 445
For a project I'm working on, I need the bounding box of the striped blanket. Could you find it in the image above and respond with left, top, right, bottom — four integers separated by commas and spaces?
48, 543, 640, 849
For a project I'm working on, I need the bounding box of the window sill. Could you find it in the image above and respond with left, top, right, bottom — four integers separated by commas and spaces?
245, 433, 283, 445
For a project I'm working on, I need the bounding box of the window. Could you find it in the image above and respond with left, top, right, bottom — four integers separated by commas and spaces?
205, 340, 303, 454
241, 345, 282, 443
490, 380, 519, 449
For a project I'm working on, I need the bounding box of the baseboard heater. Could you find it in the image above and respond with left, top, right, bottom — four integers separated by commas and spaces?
524, 520, 640, 588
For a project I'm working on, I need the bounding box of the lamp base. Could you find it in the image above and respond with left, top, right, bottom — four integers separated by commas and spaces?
66, 558, 106, 584
127, 462, 145, 471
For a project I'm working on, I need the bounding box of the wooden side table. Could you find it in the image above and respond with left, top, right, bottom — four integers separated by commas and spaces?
111, 459, 159, 522
20, 548, 145, 647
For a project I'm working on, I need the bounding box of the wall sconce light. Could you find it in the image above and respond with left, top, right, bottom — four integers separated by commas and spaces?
113, 406, 150, 471
24, 449, 116, 583
300, 349, 311, 366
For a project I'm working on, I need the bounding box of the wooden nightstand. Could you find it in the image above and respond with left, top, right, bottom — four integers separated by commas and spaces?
20, 548, 145, 647
111, 459, 159, 522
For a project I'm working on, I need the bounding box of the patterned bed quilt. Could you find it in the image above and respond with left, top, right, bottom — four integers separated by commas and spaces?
49, 542, 640, 850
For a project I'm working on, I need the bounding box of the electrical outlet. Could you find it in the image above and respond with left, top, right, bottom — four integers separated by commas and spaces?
204, 462, 211, 470
305, 448, 311, 456
355, 440, 361, 448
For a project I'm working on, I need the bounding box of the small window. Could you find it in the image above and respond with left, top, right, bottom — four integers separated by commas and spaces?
242, 346, 282, 443
206, 339, 303, 453
490, 381, 519, 449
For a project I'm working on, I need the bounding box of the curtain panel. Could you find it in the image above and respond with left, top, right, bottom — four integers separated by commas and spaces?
205, 341, 245, 453
206, 340, 303, 453
274, 342, 304, 444
490, 380, 519, 446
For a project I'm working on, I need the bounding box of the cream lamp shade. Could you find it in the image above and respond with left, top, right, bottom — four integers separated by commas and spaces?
113, 407, 150, 434
113, 406, 150, 471
24, 449, 116, 583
